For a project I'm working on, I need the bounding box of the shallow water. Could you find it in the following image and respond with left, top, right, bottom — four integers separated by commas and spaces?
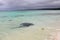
0, 10, 60, 40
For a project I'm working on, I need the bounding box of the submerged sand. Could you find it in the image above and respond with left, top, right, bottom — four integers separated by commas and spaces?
0, 10, 60, 40
0, 16, 59, 40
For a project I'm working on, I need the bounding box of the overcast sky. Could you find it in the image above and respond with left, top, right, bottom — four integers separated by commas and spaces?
0, 0, 60, 10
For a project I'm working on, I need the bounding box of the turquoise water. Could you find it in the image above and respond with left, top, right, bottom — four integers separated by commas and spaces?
0, 10, 60, 40
0, 10, 60, 34
0, 10, 60, 17
0, 10, 60, 22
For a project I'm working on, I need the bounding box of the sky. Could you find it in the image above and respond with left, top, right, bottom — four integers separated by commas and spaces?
0, 0, 60, 10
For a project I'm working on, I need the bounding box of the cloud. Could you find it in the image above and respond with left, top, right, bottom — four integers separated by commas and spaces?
0, 0, 60, 10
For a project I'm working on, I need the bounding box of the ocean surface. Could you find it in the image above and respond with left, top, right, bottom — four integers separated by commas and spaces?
0, 10, 60, 40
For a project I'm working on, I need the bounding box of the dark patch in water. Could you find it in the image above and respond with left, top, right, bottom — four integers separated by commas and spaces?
15, 15, 24, 17
20, 23, 34, 27
41, 28, 45, 30
11, 23, 34, 29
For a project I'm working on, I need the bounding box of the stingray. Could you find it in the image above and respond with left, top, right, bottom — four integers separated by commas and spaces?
20, 23, 34, 27
11, 23, 34, 29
